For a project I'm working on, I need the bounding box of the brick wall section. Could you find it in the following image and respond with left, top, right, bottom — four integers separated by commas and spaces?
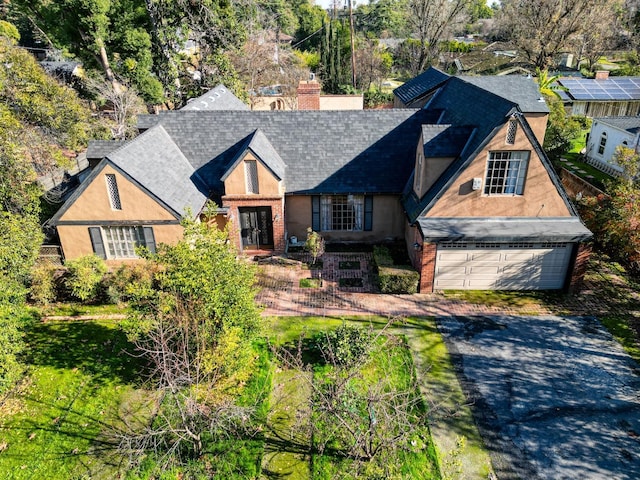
568, 242, 592, 293
297, 80, 320, 110
419, 242, 437, 292
222, 195, 286, 253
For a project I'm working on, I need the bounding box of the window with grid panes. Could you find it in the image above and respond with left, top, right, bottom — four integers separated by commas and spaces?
484, 151, 529, 195
598, 132, 607, 155
103, 226, 145, 258
105, 174, 122, 210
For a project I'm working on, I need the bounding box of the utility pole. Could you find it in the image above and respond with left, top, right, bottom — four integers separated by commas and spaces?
348, 0, 356, 88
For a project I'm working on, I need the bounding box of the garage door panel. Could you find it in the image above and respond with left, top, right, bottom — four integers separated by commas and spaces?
435, 243, 572, 290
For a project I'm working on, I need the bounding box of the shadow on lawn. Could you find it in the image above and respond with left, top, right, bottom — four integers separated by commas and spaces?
23, 320, 145, 386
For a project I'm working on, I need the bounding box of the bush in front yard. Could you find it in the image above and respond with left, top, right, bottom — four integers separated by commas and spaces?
373, 245, 394, 269
105, 262, 153, 304
64, 255, 107, 302
377, 265, 419, 294
29, 263, 59, 305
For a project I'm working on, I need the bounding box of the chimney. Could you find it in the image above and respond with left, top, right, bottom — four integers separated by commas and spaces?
297, 79, 320, 110
595, 70, 609, 80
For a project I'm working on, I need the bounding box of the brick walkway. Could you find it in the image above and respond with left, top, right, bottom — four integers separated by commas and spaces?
255, 252, 638, 319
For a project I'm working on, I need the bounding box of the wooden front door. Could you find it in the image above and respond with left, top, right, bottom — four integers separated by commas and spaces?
239, 207, 273, 250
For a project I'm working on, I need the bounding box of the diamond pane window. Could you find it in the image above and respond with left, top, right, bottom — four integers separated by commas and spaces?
506, 119, 517, 145
245, 160, 259, 194
105, 174, 122, 210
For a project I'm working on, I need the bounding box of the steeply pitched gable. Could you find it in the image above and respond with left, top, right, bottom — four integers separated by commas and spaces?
221, 129, 287, 182
106, 125, 208, 217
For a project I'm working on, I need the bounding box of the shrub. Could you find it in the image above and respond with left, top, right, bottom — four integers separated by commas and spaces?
105, 262, 153, 304
29, 263, 58, 305
305, 227, 325, 266
318, 322, 372, 365
64, 255, 107, 302
373, 245, 394, 268
377, 265, 419, 294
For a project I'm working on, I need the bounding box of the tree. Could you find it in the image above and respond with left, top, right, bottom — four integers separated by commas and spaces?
305, 227, 325, 266
319, 18, 351, 93
117, 217, 263, 472
355, 37, 393, 91
535, 68, 568, 98
496, 0, 615, 69
86, 77, 146, 139
407, 0, 472, 73
543, 98, 583, 164
273, 320, 431, 475
578, 147, 640, 272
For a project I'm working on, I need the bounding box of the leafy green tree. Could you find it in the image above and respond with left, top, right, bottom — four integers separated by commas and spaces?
64, 255, 108, 302
319, 18, 351, 93
543, 97, 582, 164
292, 1, 327, 51
578, 147, 640, 272
535, 68, 568, 98
118, 218, 262, 471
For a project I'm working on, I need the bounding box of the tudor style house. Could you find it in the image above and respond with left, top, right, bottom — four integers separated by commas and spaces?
51, 73, 592, 292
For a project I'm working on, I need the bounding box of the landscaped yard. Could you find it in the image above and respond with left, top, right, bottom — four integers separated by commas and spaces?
0, 313, 491, 479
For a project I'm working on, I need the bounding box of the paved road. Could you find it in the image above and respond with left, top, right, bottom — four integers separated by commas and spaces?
438, 315, 640, 480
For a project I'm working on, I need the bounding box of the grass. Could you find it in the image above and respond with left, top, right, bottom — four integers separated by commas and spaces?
338, 260, 360, 270
442, 289, 557, 311
300, 278, 322, 288
561, 153, 612, 190
0, 319, 144, 480
599, 316, 640, 364
39, 302, 127, 318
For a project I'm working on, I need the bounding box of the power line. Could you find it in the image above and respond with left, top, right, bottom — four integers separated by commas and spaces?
290, 25, 325, 49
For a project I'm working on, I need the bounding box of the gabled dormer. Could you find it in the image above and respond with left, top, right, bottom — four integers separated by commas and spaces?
221, 129, 287, 197
413, 124, 474, 199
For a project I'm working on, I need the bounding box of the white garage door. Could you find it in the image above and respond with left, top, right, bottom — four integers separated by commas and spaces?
434, 242, 573, 290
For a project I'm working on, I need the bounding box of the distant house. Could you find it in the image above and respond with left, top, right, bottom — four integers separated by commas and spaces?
557, 71, 640, 117
585, 116, 640, 175
250, 79, 364, 111
51, 70, 591, 292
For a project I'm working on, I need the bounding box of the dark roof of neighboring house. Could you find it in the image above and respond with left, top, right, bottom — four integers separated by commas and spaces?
86, 140, 127, 161
181, 84, 249, 111
594, 116, 640, 134
393, 67, 450, 105
138, 109, 431, 195
106, 125, 209, 217
557, 77, 640, 102
422, 125, 475, 158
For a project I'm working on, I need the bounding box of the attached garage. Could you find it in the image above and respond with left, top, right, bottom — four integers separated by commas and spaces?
416, 218, 593, 292
434, 242, 572, 290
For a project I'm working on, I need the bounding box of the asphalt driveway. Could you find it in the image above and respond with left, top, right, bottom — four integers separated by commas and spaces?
438, 315, 640, 480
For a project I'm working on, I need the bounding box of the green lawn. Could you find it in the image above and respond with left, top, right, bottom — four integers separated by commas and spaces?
0, 319, 143, 479
0, 314, 491, 479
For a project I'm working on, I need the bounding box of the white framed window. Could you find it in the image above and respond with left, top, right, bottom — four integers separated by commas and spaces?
105, 174, 122, 210
484, 151, 529, 195
598, 132, 607, 155
245, 160, 259, 194
103, 226, 145, 258
506, 119, 517, 145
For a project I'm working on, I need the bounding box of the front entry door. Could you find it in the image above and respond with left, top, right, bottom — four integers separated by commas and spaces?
239, 207, 274, 250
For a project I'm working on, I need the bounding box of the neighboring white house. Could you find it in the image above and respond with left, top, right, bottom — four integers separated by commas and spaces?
585, 116, 640, 174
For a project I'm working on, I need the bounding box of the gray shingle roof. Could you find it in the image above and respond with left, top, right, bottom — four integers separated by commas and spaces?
459, 75, 549, 113
594, 116, 640, 134
221, 129, 287, 182
181, 84, 249, 111
106, 125, 208, 217
422, 125, 474, 157
393, 67, 450, 105
138, 109, 431, 194
417, 217, 591, 242
86, 140, 127, 161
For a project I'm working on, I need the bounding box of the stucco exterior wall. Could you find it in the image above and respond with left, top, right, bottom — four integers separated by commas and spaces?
223, 153, 283, 196
285, 195, 405, 243
524, 112, 549, 145
319, 95, 363, 110
58, 164, 177, 222
57, 223, 184, 262
426, 120, 572, 218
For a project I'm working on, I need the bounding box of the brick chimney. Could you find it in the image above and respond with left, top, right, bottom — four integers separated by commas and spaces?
595, 70, 609, 80
297, 79, 321, 110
